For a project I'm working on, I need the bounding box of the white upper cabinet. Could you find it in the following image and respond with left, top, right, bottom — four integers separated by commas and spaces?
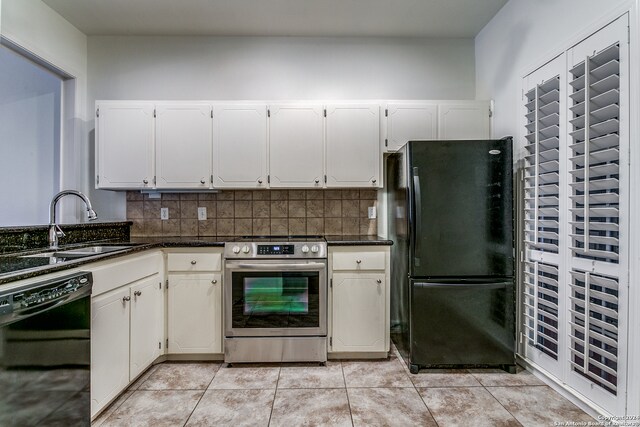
96, 102, 154, 189
385, 103, 437, 152
269, 104, 324, 188
438, 101, 491, 140
212, 105, 268, 188
325, 104, 380, 188
155, 103, 212, 189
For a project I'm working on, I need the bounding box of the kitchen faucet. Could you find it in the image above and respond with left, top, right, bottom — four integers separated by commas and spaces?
49, 190, 98, 249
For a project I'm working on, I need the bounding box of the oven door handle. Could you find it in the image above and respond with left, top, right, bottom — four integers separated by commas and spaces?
226, 262, 326, 270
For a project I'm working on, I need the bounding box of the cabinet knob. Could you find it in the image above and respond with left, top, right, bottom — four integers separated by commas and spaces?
372, 179, 377, 184
134, 290, 142, 296
143, 179, 148, 185
122, 296, 131, 303
356, 260, 362, 264
212, 279, 217, 284
258, 179, 263, 184
191, 260, 197, 265
315, 179, 320, 184
376, 279, 382, 284
200, 179, 206, 184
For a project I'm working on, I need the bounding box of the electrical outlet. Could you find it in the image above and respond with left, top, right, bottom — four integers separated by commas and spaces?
160, 207, 169, 220
368, 206, 377, 219
197, 207, 207, 221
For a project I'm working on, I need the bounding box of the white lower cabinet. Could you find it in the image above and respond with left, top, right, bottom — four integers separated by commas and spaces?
91, 287, 130, 418
90, 273, 163, 417
331, 272, 386, 352
166, 250, 223, 354
329, 246, 390, 356
167, 273, 222, 353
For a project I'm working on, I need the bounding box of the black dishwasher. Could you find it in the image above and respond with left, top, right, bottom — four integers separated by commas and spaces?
0, 271, 92, 426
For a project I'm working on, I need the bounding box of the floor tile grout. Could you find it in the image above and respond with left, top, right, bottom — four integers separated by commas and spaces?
181, 364, 220, 426
266, 365, 281, 426
341, 360, 355, 427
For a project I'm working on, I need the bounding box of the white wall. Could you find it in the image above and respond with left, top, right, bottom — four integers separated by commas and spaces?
88, 36, 475, 101
475, 0, 631, 155
1, 0, 89, 223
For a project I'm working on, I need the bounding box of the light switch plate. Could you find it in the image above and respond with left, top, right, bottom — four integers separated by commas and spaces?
160, 207, 169, 220
197, 207, 207, 221
368, 206, 377, 219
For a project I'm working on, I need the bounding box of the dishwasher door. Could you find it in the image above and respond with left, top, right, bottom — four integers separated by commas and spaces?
410, 279, 515, 369
0, 272, 92, 426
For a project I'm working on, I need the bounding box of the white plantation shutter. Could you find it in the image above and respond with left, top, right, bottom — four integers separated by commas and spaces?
521, 54, 566, 378
523, 261, 560, 360
569, 43, 621, 263
521, 15, 629, 415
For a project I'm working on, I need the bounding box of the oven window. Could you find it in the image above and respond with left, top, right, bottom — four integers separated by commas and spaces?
232, 272, 320, 329
244, 277, 309, 314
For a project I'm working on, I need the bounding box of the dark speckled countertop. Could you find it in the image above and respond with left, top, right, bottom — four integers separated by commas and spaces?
0, 235, 392, 285
324, 235, 393, 246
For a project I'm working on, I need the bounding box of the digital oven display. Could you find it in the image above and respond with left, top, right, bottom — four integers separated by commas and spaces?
257, 244, 295, 255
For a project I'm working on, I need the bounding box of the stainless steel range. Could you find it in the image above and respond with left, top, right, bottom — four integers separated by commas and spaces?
224, 236, 327, 363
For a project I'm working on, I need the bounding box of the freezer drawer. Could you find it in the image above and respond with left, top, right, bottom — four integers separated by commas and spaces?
410, 279, 515, 368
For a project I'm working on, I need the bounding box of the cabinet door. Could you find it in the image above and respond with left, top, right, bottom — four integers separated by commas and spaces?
91, 287, 130, 417
167, 273, 222, 354
130, 276, 163, 380
269, 104, 324, 188
386, 103, 437, 152
96, 102, 154, 189
326, 104, 380, 188
438, 102, 491, 140
331, 272, 386, 352
212, 105, 268, 188
155, 103, 212, 189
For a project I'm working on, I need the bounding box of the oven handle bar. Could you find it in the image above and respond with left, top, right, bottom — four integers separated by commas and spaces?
226, 262, 327, 270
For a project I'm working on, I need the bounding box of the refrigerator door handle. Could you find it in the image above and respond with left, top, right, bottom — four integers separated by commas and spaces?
413, 281, 512, 290
412, 167, 422, 267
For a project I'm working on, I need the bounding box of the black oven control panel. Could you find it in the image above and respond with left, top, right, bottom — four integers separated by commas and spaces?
257, 245, 295, 255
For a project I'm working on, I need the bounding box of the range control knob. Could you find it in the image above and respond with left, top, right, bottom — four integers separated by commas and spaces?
242, 245, 251, 254
311, 245, 320, 253
301, 245, 310, 253
232, 245, 241, 254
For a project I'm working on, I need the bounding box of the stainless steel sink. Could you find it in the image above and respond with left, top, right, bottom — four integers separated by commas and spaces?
22, 245, 133, 259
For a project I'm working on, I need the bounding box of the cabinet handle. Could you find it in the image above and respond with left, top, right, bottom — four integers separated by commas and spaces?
211, 279, 218, 284
142, 179, 148, 185
134, 290, 142, 296
356, 260, 362, 264
200, 179, 206, 184
122, 296, 131, 303
376, 279, 382, 284
191, 260, 197, 265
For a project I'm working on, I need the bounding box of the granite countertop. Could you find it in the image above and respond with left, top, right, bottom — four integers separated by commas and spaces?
324, 235, 393, 246
0, 235, 393, 285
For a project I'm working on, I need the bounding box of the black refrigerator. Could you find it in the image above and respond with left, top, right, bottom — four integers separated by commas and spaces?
387, 138, 515, 374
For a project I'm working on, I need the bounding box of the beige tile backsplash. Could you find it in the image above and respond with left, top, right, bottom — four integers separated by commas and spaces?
126, 190, 378, 237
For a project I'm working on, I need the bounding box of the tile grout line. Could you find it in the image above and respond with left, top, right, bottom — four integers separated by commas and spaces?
266, 365, 282, 426
479, 379, 525, 426
397, 344, 441, 427
181, 362, 221, 427
340, 360, 356, 427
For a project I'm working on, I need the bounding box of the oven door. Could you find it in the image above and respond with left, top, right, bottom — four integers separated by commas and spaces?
224, 260, 327, 337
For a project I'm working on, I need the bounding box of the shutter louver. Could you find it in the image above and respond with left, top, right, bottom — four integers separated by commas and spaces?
524, 76, 561, 253
568, 43, 620, 264
568, 270, 618, 395
523, 262, 559, 360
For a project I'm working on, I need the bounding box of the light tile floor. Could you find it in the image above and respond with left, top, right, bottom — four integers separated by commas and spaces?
93, 349, 595, 427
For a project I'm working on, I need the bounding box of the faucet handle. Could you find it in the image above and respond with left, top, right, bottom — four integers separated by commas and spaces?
55, 224, 65, 238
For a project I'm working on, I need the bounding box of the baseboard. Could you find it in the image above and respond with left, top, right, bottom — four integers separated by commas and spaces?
159, 353, 224, 362
328, 351, 388, 360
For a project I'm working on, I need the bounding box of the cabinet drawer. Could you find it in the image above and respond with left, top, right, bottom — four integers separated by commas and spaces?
167, 253, 221, 272
332, 251, 385, 271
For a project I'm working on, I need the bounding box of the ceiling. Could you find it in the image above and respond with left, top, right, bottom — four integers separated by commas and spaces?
42, 0, 507, 38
